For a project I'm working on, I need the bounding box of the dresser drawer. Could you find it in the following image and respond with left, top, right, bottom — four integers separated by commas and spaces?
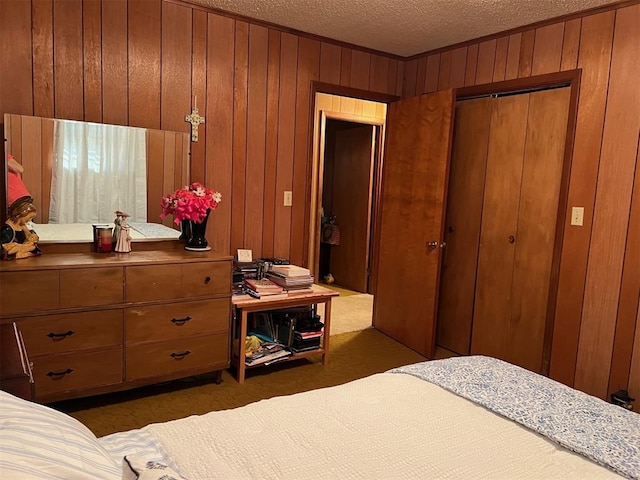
33, 348, 123, 399
126, 334, 228, 381
125, 299, 229, 345
0, 270, 59, 315
60, 267, 124, 307
18, 310, 122, 356
125, 261, 231, 302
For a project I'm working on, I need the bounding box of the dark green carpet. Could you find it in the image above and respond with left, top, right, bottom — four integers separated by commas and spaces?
53, 328, 426, 437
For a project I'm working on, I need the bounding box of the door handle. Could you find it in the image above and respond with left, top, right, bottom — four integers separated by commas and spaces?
426, 241, 447, 249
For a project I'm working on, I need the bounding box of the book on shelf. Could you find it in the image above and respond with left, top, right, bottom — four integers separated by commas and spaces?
245, 278, 283, 293
268, 264, 311, 277
266, 272, 314, 288
245, 347, 291, 366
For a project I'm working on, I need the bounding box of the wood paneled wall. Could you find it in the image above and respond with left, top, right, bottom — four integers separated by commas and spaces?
404, 3, 640, 400
0, 0, 402, 264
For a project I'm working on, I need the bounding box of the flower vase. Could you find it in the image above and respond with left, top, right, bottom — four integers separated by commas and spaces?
185, 209, 211, 252
179, 219, 191, 241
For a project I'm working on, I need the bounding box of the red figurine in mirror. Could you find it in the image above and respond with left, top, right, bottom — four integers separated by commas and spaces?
1, 155, 42, 260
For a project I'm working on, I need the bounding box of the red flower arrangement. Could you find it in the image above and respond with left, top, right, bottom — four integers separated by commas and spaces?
160, 182, 222, 224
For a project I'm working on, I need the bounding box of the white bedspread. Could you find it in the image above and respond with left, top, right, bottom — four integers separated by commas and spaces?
143, 372, 622, 479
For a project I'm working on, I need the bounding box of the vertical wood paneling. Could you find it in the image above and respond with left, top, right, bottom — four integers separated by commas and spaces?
369, 54, 390, 93
245, 24, 269, 255
262, 30, 281, 258
54, 0, 83, 120
475, 39, 497, 85
518, 29, 535, 77
20, 117, 42, 215
415, 56, 427, 94
438, 52, 452, 90
40, 118, 54, 223
232, 21, 249, 254
424, 54, 440, 93
340, 48, 351, 87
532, 23, 564, 75
350, 50, 371, 90
449, 47, 467, 88
128, 0, 161, 129
609, 137, 640, 396
291, 37, 320, 266
575, 5, 640, 398
274, 33, 298, 258
492, 37, 509, 82
83, 0, 102, 123
0, 0, 32, 117
190, 9, 208, 183
32, 0, 54, 118
319, 42, 341, 85
160, 2, 191, 132
550, 11, 615, 388
205, 14, 234, 255
504, 33, 522, 81
561, 19, 582, 71
464, 44, 479, 86
147, 130, 165, 226
101, 0, 128, 125
403, 59, 418, 97
387, 58, 399, 95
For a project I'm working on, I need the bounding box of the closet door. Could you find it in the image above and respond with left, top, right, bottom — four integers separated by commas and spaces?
436, 98, 492, 354
471, 94, 530, 361
329, 125, 375, 292
374, 90, 455, 359
471, 88, 571, 372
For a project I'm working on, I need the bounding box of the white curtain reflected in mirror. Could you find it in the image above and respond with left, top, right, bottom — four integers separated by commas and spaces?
50, 120, 147, 223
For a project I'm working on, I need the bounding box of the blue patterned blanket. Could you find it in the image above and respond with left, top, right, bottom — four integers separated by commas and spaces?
391, 356, 640, 479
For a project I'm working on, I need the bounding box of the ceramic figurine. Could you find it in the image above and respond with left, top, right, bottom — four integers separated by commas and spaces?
114, 212, 132, 253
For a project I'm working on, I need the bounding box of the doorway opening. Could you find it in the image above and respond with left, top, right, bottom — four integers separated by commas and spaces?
309, 92, 388, 337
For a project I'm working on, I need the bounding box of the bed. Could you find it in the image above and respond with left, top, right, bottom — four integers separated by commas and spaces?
1, 356, 638, 479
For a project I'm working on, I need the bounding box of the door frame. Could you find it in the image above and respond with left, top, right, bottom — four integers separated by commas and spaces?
307, 82, 399, 294
453, 69, 582, 375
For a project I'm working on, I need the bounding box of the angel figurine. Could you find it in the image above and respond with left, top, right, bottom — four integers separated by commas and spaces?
114, 212, 132, 253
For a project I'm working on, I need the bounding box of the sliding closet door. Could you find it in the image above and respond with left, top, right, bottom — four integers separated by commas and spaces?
470, 94, 530, 359
436, 98, 492, 354
506, 87, 571, 371
471, 87, 571, 373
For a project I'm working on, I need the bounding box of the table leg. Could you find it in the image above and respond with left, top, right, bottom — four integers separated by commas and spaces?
238, 309, 248, 384
322, 299, 331, 365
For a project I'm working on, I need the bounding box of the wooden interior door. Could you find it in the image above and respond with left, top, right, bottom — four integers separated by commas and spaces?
471, 88, 571, 372
436, 98, 492, 354
329, 125, 375, 292
373, 90, 455, 358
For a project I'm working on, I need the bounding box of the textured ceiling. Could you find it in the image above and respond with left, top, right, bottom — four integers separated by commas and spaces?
191, 0, 621, 57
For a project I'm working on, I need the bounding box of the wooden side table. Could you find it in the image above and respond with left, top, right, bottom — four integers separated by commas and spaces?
232, 284, 339, 383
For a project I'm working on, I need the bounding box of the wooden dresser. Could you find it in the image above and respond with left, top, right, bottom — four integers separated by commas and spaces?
0, 250, 232, 402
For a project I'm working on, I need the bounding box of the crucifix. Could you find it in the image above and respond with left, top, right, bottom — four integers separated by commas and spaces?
185, 95, 205, 142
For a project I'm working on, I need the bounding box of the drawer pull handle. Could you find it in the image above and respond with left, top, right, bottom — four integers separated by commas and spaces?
46, 368, 74, 378
170, 350, 191, 359
47, 330, 75, 340
170, 316, 192, 325
204, 276, 211, 284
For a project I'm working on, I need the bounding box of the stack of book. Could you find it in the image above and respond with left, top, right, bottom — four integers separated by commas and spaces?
292, 329, 323, 352
244, 278, 287, 299
245, 342, 291, 366
266, 264, 314, 293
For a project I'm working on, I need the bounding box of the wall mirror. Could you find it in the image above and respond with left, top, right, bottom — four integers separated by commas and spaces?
3, 114, 189, 244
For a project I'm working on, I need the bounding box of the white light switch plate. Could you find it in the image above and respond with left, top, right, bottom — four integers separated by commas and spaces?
571, 207, 584, 226
284, 191, 293, 207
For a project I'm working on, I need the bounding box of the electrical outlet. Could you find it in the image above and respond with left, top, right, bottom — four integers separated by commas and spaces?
571, 207, 584, 226
284, 191, 293, 207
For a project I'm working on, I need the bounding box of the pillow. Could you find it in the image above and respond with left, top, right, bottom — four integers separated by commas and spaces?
122, 455, 187, 480
0, 390, 120, 479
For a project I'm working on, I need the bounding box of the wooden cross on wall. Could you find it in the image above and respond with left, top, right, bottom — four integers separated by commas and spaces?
185, 97, 205, 142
